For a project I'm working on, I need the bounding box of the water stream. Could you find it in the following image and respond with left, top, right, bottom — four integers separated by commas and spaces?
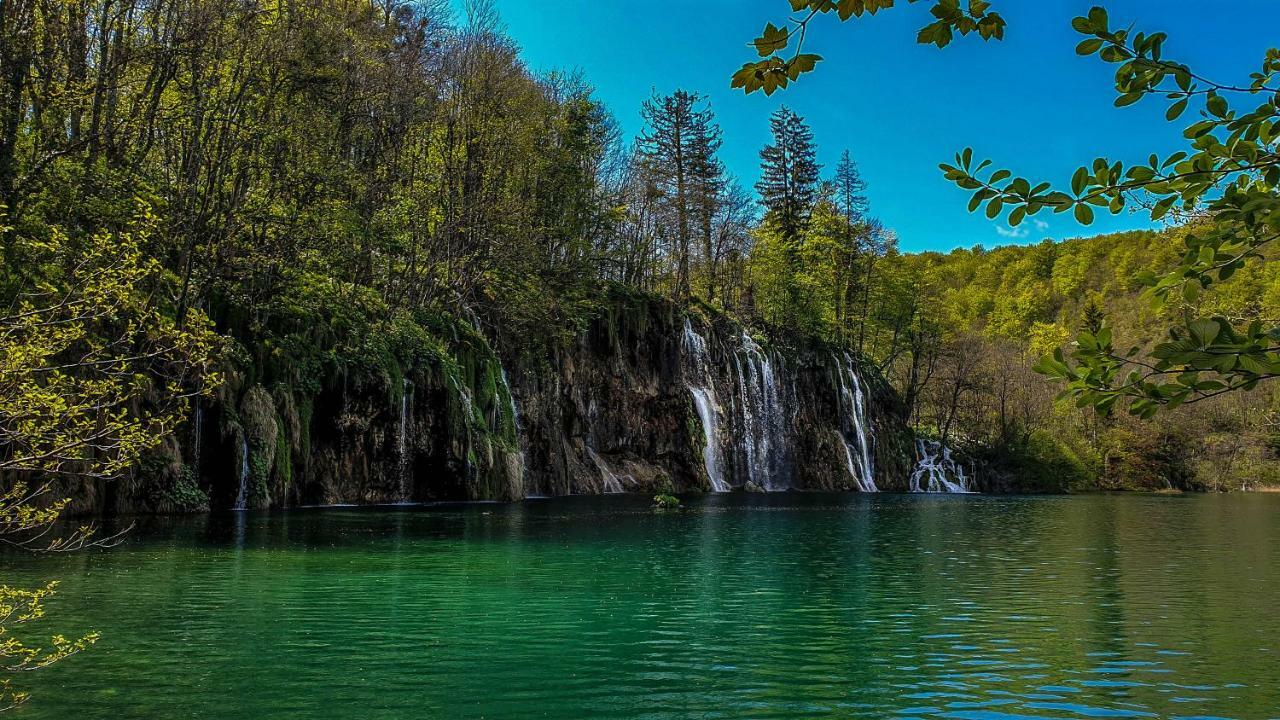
682, 319, 731, 492
735, 333, 789, 490
233, 435, 250, 511
835, 353, 878, 492
587, 448, 628, 494
910, 439, 972, 493
398, 378, 411, 501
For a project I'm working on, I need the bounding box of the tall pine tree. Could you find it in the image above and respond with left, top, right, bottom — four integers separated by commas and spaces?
689, 106, 725, 301
830, 149, 878, 351
639, 90, 722, 297
756, 107, 821, 242
832, 150, 869, 229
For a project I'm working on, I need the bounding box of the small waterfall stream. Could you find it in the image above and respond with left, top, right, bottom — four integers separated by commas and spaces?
397, 378, 411, 501
498, 368, 526, 490
587, 448, 628, 494
191, 400, 204, 472
683, 319, 730, 492
835, 354, 878, 492
234, 436, 250, 511
910, 439, 973, 493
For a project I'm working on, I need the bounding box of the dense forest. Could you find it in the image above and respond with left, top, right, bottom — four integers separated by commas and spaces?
878, 230, 1280, 492
3, 0, 1278, 507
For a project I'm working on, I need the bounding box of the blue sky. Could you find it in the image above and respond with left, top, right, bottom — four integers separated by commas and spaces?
474, 1, 1280, 253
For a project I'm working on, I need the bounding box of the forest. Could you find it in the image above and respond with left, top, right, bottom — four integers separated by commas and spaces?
3, 0, 1278, 502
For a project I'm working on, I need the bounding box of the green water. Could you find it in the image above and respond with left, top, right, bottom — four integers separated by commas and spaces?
6, 493, 1280, 719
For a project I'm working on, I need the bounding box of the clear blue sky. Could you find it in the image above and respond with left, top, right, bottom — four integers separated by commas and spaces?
472, 1, 1279, 253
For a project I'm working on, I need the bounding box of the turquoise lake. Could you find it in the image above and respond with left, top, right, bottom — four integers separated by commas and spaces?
6, 493, 1279, 718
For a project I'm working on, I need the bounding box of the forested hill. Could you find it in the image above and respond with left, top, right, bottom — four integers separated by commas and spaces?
3, 1, 1276, 506
878, 227, 1280, 492
2, 0, 923, 511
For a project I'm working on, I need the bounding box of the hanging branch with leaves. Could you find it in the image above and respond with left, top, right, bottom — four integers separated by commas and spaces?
734, 0, 1005, 95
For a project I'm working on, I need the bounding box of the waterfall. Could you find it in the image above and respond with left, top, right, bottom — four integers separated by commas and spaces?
910, 439, 973, 493
234, 435, 250, 511
451, 376, 475, 426
683, 319, 730, 492
735, 332, 789, 490
397, 378, 411, 501
587, 448, 628, 494
498, 368, 526, 490
835, 354, 878, 492
191, 400, 204, 472
501, 369, 521, 437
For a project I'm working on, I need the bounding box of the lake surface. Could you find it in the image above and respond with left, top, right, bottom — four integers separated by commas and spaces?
6, 493, 1279, 719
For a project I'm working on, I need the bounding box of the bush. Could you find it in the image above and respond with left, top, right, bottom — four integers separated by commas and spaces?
653, 494, 681, 509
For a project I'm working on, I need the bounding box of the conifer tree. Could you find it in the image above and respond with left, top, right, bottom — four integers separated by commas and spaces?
689, 108, 726, 300
756, 107, 821, 243
639, 90, 721, 297
832, 150, 869, 228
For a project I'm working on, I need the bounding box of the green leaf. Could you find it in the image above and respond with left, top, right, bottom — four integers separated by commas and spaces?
754, 23, 791, 57
1076, 38, 1104, 55
1206, 93, 1229, 118
1115, 92, 1143, 108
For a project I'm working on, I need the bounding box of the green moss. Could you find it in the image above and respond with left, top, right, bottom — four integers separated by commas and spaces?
273, 415, 292, 492
166, 466, 210, 512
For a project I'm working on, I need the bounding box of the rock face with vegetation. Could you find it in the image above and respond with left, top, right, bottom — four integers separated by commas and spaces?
87, 292, 913, 513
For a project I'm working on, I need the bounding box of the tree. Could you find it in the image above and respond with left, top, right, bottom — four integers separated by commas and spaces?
940, 7, 1280, 417
639, 90, 722, 297
733, 1, 1006, 95
828, 150, 879, 348
689, 109, 727, 301
757, 107, 821, 243
736, 3, 1280, 417
707, 180, 756, 308
1, 208, 222, 710
832, 150, 870, 229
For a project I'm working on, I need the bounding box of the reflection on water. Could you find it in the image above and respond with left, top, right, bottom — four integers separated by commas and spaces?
6, 493, 1279, 719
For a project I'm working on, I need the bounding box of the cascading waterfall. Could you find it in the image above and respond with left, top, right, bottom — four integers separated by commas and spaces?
683, 319, 730, 492
834, 354, 878, 492
397, 378, 411, 501
910, 439, 972, 493
498, 368, 527, 489
587, 448, 627, 494
735, 332, 789, 490
234, 436, 250, 511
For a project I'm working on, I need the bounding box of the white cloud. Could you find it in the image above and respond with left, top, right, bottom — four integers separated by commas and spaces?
994, 217, 1050, 241
995, 224, 1030, 239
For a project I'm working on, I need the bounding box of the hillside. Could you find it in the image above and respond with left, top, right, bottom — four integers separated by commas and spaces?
878, 227, 1280, 491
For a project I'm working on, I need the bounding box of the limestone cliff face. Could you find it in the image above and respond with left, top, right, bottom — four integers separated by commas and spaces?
510, 297, 914, 497
92, 293, 915, 514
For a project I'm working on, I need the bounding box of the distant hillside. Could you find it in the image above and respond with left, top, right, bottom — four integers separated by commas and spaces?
885, 226, 1280, 491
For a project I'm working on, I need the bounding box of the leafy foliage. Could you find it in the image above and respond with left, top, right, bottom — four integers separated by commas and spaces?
1, 208, 223, 478
937, 7, 1280, 416
0, 482, 112, 712
734, 0, 1006, 95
